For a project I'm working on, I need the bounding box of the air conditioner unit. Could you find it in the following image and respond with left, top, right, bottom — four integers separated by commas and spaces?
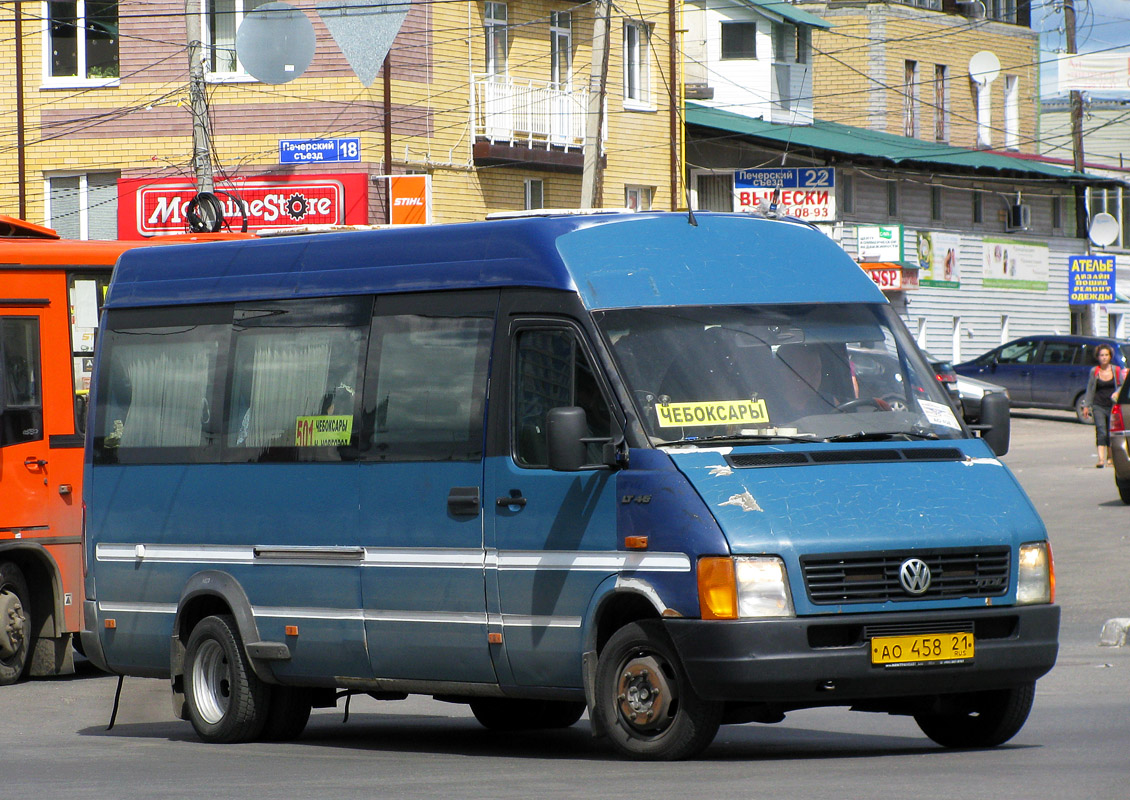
1007, 203, 1031, 231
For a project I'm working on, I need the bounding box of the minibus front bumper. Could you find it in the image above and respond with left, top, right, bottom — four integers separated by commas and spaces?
664, 604, 1060, 704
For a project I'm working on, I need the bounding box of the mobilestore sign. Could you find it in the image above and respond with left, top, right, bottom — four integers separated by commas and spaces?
117, 174, 368, 238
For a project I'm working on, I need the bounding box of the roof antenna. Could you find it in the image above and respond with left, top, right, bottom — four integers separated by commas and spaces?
684, 174, 698, 227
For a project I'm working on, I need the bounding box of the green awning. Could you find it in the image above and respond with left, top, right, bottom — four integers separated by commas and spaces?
743, 0, 832, 29
686, 102, 1112, 183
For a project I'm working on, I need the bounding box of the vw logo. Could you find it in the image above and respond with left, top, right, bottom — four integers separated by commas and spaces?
899, 558, 932, 595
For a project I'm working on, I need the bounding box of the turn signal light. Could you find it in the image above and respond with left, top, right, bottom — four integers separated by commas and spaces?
697, 557, 737, 619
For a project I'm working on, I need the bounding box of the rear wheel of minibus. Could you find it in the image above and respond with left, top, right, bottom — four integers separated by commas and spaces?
184, 614, 271, 743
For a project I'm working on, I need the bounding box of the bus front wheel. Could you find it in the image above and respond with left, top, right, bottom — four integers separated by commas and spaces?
0, 561, 31, 685
183, 614, 270, 743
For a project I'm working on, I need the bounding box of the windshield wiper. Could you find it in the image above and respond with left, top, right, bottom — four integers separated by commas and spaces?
659, 433, 819, 446
824, 431, 940, 443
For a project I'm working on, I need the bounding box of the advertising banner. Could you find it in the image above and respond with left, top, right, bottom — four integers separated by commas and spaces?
857, 225, 903, 261
117, 173, 369, 238
388, 175, 430, 225
917, 231, 961, 288
1057, 54, 1130, 93
1068, 255, 1116, 304
733, 167, 835, 221
981, 238, 1049, 291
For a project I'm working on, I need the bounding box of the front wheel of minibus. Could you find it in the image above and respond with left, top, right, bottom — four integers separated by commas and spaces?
594, 620, 722, 760
183, 614, 270, 743
913, 682, 1035, 748
0, 561, 31, 685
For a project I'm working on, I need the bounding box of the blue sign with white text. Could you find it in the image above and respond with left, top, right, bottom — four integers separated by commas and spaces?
734, 167, 834, 190
279, 138, 361, 164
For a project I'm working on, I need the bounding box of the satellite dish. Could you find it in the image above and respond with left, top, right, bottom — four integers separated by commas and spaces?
236, 2, 316, 85
1089, 212, 1120, 247
968, 51, 1001, 85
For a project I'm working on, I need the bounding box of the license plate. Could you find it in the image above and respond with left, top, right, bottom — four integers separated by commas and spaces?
871, 632, 974, 667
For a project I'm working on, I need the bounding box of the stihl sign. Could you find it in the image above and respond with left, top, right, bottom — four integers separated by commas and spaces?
118, 174, 368, 238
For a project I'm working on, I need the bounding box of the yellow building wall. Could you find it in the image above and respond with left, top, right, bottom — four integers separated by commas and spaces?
0, 0, 677, 230
806, 3, 1040, 153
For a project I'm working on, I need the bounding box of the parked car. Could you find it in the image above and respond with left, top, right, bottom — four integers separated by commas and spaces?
955, 335, 1130, 423
1111, 381, 1130, 504
956, 374, 1009, 425
923, 351, 962, 416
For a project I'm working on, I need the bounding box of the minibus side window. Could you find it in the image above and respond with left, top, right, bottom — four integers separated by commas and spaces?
363, 312, 492, 462
0, 317, 44, 447
227, 299, 369, 463
513, 328, 612, 468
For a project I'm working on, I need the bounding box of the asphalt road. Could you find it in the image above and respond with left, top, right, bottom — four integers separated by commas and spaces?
1, 412, 1126, 799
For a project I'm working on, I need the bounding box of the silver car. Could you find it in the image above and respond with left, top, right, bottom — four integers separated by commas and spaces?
956, 374, 1009, 425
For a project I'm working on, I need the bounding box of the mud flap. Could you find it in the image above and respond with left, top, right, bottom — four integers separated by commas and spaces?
582, 650, 606, 738
29, 634, 76, 678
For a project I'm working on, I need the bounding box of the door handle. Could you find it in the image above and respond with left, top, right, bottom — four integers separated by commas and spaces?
23, 457, 47, 470
496, 493, 527, 508
447, 486, 481, 517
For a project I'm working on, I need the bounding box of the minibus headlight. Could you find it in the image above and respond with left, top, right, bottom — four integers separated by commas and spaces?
1017, 541, 1054, 605
698, 556, 795, 619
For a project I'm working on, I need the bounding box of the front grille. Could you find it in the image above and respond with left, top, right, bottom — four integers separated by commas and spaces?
728, 447, 965, 469
801, 547, 1010, 604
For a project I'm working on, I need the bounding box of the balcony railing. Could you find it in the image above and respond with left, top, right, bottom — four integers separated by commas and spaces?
473, 75, 590, 149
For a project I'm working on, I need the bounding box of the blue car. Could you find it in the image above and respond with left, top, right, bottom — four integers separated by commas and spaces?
955, 335, 1130, 422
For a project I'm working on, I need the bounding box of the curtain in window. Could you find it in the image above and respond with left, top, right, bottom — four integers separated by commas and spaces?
120, 346, 213, 447
243, 335, 332, 447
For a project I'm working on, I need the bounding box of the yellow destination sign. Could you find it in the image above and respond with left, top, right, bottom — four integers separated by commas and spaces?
656, 400, 770, 428
295, 415, 353, 446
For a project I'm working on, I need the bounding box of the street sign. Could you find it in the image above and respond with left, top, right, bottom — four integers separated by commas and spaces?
733, 167, 835, 221
279, 137, 362, 164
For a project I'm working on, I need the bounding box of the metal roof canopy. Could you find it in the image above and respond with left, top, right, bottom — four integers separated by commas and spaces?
686, 103, 1120, 185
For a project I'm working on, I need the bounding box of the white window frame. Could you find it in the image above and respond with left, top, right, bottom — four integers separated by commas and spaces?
203, 0, 269, 82
550, 11, 571, 89
41, 0, 119, 88
485, 1, 508, 79
1004, 74, 1019, 150
44, 172, 120, 240
525, 178, 544, 210
934, 64, 949, 143
625, 185, 652, 212
903, 60, 919, 138
623, 20, 652, 109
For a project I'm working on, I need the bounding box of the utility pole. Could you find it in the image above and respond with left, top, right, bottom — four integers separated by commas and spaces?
580, 0, 610, 209
1064, 0, 1094, 333
185, 0, 214, 193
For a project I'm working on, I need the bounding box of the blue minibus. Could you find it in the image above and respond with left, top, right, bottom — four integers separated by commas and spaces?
82, 212, 1058, 759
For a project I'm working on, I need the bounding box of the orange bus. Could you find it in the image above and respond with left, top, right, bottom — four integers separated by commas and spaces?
0, 216, 250, 684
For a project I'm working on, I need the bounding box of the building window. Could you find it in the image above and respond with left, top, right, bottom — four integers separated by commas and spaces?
974, 80, 991, 148
934, 65, 949, 143
525, 179, 544, 210
841, 173, 854, 215
1052, 194, 1063, 231
931, 186, 943, 221
903, 60, 919, 138
550, 11, 571, 87
887, 181, 898, 217
47, 0, 119, 81
972, 190, 983, 224
626, 186, 652, 212
484, 2, 508, 78
721, 22, 757, 60
46, 173, 119, 239
206, 0, 270, 75
984, 0, 1016, 23
624, 21, 651, 105
1004, 75, 1019, 150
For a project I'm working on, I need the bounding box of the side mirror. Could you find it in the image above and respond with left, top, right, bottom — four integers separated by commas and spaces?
546, 407, 588, 472
977, 392, 1010, 457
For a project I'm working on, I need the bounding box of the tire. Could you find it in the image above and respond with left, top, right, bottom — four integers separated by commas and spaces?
593, 620, 722, 760
0, 561, 31, 686
914, 683, 1035, 748
261, 686, 313, 741
1118, 480, 1130, 505
183, 615, 270, 743
469, 698, 586, 731
1075, 394, 1089, 424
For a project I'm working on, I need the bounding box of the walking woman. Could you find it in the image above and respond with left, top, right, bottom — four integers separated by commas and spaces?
1082, 344, 1127, 468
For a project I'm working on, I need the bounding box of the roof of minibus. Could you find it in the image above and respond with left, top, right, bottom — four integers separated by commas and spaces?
105, 212, 885, 310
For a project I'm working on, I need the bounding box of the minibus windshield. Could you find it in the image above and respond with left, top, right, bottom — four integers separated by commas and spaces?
596, 303, 965, 445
